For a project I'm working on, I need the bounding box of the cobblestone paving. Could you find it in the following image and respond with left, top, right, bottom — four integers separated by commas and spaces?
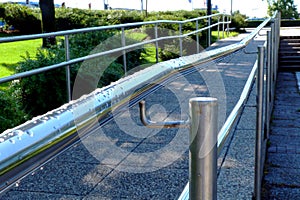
262, 72, 300, 199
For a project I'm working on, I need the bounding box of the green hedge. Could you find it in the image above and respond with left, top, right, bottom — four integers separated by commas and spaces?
0, 3, 41, 34
0, 90, 27, 133
280, 19, 300, 27
12, 30, 148, 117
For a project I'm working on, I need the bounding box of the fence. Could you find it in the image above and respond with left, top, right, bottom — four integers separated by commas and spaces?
0, 13, 231, 102
175, 11, 280, 200
0, 13, 231, 193
0, 11, 280, 199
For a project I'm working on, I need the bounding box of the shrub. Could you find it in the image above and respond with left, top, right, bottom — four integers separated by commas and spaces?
55, 8, 145, 31
55, 8, 104, 30
0, 3, 41, 34
13, 30, 146, 117
0, 90, 27, 133
14, 48, 67, 117
230, 11, 247, 32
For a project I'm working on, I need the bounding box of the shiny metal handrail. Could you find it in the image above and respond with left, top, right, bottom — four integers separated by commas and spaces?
0, 12, 272, 195
0, 13, 231, 193
178, 11, 280, 200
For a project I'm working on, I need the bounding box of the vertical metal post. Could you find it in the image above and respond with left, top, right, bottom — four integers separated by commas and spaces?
189, 97, 218, 200
274, 20, 277, 74
275, 17, 280, 74
155, 23, 159, 63
207, 16, 211, 47
196, 20, 200, 53
230, 0, 233, 15
179, 23, 183, 57
270, 22, 275, 101
255, 45, 265, 200
121, 27, 127, 75
226, 16, 230, 36
207, 0, 212, 46
217, 16, 220, 41
272, 21, 277, 88
64, 35, 71, 102
222, 15, 225, 39
265, 31, 271, 139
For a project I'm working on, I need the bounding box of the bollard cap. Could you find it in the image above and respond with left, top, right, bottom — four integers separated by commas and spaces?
189, 97, 217, 104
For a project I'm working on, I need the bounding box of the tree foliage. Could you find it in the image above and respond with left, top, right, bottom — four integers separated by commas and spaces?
231, 11, 247, 32
0, 3, 41, 34
267, 0, 299, 19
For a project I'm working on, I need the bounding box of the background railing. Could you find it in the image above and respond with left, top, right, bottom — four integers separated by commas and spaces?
0, 13, 231, 102
177, 11, 280, 200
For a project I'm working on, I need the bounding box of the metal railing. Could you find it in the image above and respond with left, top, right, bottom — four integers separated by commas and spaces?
0, 13, 231, 102
0, 12, 280, 199
0, 13, 233, 193
176, 11, 280, 200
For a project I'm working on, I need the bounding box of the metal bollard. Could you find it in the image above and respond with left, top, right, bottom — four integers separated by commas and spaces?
189, 97, 218, 200
139, 97, 218, 200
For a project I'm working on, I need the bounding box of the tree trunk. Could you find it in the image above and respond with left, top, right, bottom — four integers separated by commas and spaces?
40, 0, 56, 47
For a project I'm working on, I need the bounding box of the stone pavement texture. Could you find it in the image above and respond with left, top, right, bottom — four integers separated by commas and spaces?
1, 32, 264, 199
261, 27, 300, 200
262, 73, 300, 199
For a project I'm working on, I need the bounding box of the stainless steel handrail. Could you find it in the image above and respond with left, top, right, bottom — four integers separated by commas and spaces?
178, 11, 280, 200
0, 13, 231, 193
1, 12, 279, 196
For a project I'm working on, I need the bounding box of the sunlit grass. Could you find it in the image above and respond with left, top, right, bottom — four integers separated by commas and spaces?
0, 38, 42, 77
212, 30, 239, 40
0, 38, 42, 90
0, 30, 240, 90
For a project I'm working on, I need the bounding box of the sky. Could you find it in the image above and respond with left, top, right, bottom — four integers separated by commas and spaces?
53, 0, 270, 17
2, 0, 300, 17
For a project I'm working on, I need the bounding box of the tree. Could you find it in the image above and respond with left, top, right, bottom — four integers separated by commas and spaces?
267, 0, 299, 19
39, 0, 56, 47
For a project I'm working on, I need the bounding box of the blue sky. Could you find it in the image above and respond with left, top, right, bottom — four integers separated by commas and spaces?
2, 0, 300, 17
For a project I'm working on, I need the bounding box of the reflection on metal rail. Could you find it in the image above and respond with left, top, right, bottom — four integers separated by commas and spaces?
139, 100, 190, 128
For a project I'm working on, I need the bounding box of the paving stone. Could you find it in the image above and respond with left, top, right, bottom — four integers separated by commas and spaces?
266, 153, 300, 169
262, 186, 300, 200
1, 191, 83, 200
236, 106, 256, 130
262, 71, 300, 197
87, 168, 188, 199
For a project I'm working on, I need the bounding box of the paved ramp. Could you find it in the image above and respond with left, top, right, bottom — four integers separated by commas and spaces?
2, 33, 265, 200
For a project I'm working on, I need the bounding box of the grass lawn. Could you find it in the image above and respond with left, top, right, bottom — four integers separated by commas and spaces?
0, 38, 42, 78
0, 37, 42, 90
0, 29, 239, 89
212, 30, 239, 41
